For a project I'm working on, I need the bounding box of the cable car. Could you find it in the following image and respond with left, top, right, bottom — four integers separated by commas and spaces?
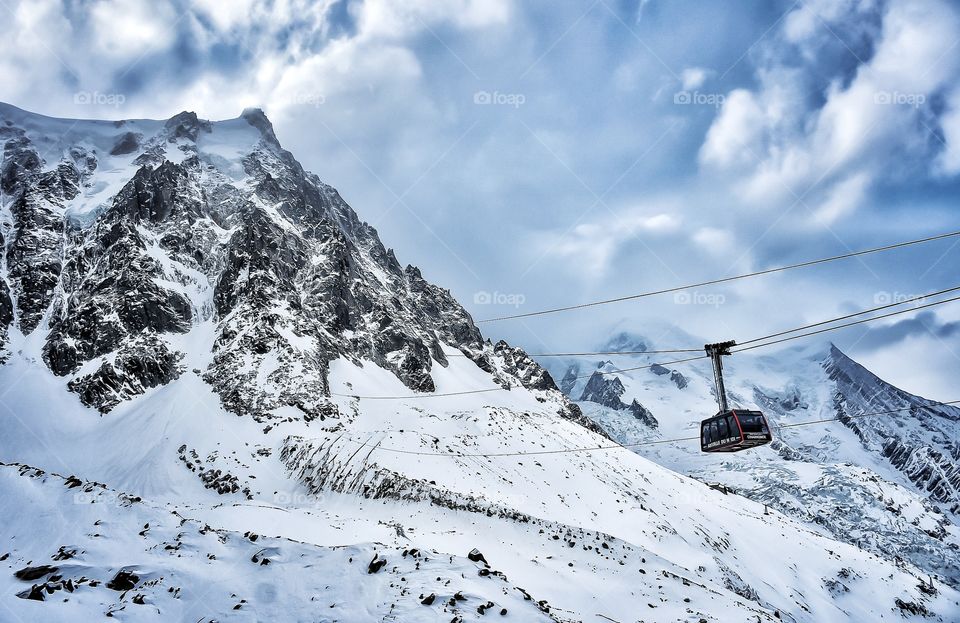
700, 409, 772, 452
700, 340, 773, 453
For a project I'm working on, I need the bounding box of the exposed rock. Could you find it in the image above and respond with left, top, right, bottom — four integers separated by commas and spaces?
468, 548, 489, 566
580, 372, 657, 428
110, 132, 141, 156
67, 335, 184, 412
106, 570, 139, 591
649, 364, 688, 389
14, 565, 58, 581
367, 554, 387, 574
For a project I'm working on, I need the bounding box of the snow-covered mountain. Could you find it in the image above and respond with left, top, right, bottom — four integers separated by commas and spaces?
547, 330, 960, 590
1, 102, 957, 622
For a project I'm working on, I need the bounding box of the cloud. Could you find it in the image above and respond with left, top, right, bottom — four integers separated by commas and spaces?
854, 306, 960, 400
90, 0, 178, 58
699, 0, 960, 222
535, 209, 682, 278
635, 0, 654, 25
680, 67, 708, 91
355, 0, 510, 39
936, 87, 960, 175
850, 310, 960, 351
813, 171, 870, 224
691, 227, 734, 255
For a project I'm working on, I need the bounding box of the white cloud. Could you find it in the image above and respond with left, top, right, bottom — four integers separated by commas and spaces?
858, 330, 960, 401
680, 67, 708, 91
700, 0, 960, 219
812, 171, 869, 224
272, 37, 423, 112
535, 209, 681, 277
635, 0, 654, 24
699, 89, 765, 170
356, 0, 510, 39
90, 0, 177, 58
692, 227, 734, 254
190, 0, 260, 32
936, 88, 960, 175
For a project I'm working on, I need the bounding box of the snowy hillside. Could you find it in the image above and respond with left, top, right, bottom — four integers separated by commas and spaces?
547, 331, 960, 589
1, 102, 958, 622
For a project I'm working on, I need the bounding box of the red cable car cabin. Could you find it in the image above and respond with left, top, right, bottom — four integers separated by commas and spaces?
700, 409, 772, 453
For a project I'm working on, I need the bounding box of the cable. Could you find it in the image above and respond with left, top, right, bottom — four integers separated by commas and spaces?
329, 387, 505, 400
776, 401, 960, 429
734, 292, 960, 353
450, 284, 960, 360
333, 400, 960, 458
475, 229, 960, 323
447, 348, 703, 357
736, 285, 960, 348
332, 289, 960, 399
572, 354, 709, 379
329, 354, 710, 401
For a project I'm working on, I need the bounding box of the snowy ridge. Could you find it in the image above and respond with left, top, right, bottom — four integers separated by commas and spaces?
0, 103, 958, 621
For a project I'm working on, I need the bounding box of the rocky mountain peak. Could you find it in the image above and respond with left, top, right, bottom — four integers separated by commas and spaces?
600, 331, 648, 353
163, 110, 211, 141
240, 106, 281, 146
0, 103, 580, 428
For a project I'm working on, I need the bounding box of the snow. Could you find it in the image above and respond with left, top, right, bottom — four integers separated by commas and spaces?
3, 349, 958, 621
2, 102, 958, 622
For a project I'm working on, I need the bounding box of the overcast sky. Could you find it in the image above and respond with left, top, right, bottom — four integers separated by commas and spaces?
3, 0, 960, 399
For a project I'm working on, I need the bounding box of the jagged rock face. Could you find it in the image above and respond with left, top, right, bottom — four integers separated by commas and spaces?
559, 365, 578, 395
649, 363, 688, 389
43, 164, 201, 376
823, 345, 960, 513
580, 371, 658, 429
627, 399, 658, 428
0, 104, 577, 423
67, 335, 184, 412
754, 383, 806, 412
581, 372, 627, 408
601, 332, 648, 353
7, 177, 67, 334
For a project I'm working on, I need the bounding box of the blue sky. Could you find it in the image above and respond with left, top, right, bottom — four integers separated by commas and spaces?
3, 0, 960, 398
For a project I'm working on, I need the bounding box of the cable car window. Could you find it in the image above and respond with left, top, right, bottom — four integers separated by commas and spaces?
709, 421, 719, 444
717, 417, 729, 440
738, 413, 764, 432
701, 424, 708, 444
726, 415, 738, 437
